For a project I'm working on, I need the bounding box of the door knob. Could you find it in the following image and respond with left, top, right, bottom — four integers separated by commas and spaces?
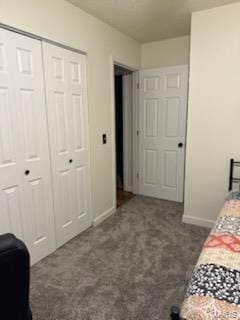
25, 170, 30, 175
178, 143, 183, 148
69, 159, 73, 163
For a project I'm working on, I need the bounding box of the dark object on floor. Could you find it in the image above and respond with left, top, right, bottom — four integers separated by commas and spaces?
117, 189, 135, 207
170, 305, 180, 320
0, 233, 32, 320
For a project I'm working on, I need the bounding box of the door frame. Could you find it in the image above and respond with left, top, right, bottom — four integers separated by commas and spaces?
122, 73, 134, 192
110, 56, 138, 210
132, 71, 139, 194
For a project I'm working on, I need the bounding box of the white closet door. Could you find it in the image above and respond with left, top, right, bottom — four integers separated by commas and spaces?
42, 43, 92, 248
0, 29, 24, 239
0, 28, 56, 264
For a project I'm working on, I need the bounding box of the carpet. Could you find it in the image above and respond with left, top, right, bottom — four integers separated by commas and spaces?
30, 195, 209, 320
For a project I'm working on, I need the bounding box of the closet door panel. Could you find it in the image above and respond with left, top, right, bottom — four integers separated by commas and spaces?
74, 166, 87, 219
68, 52, 92, 233
0, 186, 23, 239
0, 28, 56, 264
43, 44, 76, 247
11, 33, 56, 263
45, 50, 77, 247
43, 43, 92, 248
0, 29, 25, 240
59, 169, 73, 227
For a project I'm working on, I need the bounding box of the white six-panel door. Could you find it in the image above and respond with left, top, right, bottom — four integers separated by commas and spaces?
42, 43, 92, 248
0, 28, 56, 264
138, 65, 188, 202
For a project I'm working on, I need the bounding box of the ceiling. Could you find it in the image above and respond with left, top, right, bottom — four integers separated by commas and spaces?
66, 0, 240, 43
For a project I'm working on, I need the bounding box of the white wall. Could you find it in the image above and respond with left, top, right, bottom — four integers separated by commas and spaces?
141, 36, 190, 69
184, 3, 240, 227
0, 0, 140, 222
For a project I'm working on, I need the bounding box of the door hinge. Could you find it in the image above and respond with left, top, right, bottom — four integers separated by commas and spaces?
137, 83, 139, 89
137, 130, 139, 136
136, 173, 139, 179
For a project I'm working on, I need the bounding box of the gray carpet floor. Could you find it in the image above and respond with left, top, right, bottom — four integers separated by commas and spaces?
30, 195, 209, 320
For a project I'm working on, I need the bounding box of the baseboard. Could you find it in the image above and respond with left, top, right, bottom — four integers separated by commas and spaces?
93, 206, 116, 227
124, 186, 133, 193
182, 214, 215, 229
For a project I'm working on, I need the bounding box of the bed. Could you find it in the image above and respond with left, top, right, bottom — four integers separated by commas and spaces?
180, 190, 240, 319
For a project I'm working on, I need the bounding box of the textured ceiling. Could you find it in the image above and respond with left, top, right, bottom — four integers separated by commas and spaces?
66, 0, 240, 42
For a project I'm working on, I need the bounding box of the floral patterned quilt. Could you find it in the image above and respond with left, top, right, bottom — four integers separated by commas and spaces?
181, 191, 240, 320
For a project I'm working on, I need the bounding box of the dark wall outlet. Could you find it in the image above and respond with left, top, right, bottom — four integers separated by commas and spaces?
102, 134, 107, 144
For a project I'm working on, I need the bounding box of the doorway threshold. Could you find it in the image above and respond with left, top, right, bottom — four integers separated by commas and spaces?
117, 190, 135, 208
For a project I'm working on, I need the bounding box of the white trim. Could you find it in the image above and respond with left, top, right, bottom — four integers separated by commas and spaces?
93, 206, 116, 227
124, 186, 132, 192
141, 64, 189, 72
110, 55, 138, 207
132, 71, 139, 194
0, 23, 87, 55
84, 53, 94, 228
110, 56, 117, 211
123, 74, 133, 192
182, 214, 214, 229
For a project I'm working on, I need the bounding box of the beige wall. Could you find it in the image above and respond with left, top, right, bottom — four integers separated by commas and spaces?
183, 3, 240, 227
141, 36, 190, 69
0, 0, 141, 221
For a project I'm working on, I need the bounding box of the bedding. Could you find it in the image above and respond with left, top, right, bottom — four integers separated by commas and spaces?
181, 191, 240, 320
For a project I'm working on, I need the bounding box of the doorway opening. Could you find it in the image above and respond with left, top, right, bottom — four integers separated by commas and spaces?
114, 64, 135, 208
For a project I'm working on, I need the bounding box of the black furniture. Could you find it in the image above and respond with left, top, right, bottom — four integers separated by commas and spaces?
229, 158, 240, 191
170, 305, 180, 320
0, 233, 32, 320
